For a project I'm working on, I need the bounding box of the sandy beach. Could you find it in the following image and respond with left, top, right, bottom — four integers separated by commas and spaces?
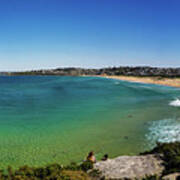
97, 75, 180, 88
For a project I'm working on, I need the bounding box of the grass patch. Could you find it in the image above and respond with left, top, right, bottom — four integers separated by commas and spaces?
0, 161, 94, 180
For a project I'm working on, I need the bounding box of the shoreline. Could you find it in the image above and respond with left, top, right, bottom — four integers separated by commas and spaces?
93, 75, 180, 88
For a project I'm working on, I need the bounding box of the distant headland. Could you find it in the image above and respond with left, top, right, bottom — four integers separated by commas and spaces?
1, 66, 180, 87
3, 66, 180, 77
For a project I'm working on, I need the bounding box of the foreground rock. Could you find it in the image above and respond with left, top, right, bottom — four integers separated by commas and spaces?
94, 154, 164, 179
162, 173, 180, 180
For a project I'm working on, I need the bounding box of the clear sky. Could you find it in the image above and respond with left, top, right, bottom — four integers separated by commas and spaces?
0, 0, 180, 71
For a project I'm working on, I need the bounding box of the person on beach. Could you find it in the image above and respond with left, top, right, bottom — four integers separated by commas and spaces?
101, 154, 108, 161
86, 151, 96, 163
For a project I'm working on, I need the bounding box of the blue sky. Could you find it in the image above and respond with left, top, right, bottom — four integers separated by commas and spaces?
0, 0, 180, 71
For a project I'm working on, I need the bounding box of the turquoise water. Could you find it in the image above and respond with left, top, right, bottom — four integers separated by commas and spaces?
0, 76, 180, 168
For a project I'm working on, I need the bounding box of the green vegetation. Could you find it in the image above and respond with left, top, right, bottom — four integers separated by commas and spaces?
0, 142, 180, 179
141, 175, 161, 180
0, 161, 95, 180
141, 142, 180, 175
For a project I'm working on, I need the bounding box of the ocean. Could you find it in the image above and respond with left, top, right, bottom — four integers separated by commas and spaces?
0, 75, 179, 168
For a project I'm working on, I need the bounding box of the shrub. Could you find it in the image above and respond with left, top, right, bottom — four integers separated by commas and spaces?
79, 161, 93, 172
0, 162, 91, 179
141, 142, 180, 175
141, 175, 160, 180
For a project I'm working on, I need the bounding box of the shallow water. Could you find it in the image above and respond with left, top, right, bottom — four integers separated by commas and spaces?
0, 76, 179, 168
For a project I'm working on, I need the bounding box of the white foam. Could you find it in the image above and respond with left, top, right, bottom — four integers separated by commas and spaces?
146, 119, 180, 144
169, 98, 180, 107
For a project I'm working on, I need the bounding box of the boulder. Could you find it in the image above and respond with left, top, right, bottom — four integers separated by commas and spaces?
94, 154, 164, 179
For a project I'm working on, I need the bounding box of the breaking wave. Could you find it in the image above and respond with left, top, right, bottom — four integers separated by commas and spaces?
169, 98, 180, 107
146, 119, 180, 144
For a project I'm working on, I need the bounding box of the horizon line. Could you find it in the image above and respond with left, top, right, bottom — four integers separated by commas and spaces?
1, 65, 180, 73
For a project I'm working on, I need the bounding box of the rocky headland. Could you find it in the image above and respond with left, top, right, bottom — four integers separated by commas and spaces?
0, 142, 178, 179
94, 154, 164, 179
92, 142, 180, 179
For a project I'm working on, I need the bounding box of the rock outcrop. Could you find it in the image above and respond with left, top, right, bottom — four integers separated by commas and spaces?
162, 173, 180, 180
94, 155, 164, 179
